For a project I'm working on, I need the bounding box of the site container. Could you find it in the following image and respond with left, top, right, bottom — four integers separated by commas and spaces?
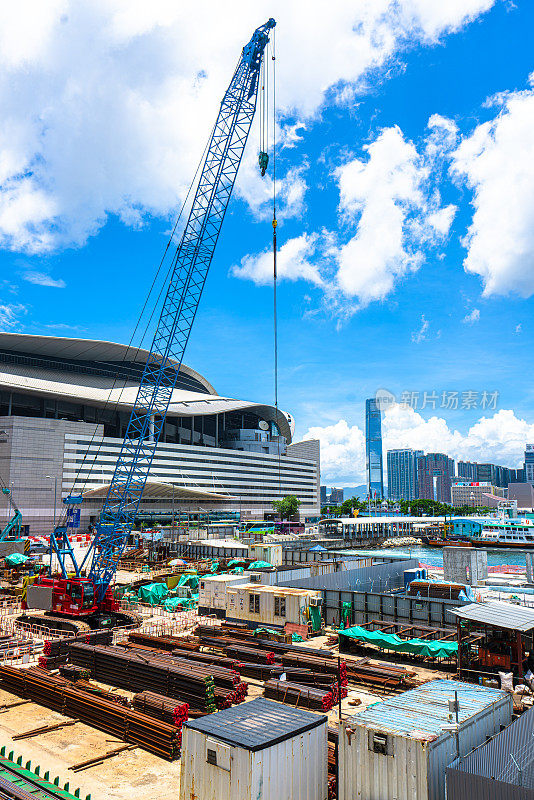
339, 679, 512, 800
226, 583, 322, 629
197, 573, 250, 617
249, 542, 283, 566
179, 697, 328, 800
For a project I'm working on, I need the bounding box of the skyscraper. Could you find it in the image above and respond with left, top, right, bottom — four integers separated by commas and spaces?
387, 449, 423, 501
457, 461, 478, 480
329, 487, 344, 505
417, 453, 455, 503
525, 445, 534, 484
365, 398, 384, 499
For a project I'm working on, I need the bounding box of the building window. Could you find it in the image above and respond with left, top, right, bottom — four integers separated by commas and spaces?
370, 732, 390, 755
274, 596, 286, 617
249, 593, 260, 614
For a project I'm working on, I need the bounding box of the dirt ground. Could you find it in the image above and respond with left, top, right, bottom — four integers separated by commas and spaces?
0, 627, 455, 800
0, 686, 182, 800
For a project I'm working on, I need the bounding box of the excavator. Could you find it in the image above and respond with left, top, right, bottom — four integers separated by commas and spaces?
19, 19, 276, 634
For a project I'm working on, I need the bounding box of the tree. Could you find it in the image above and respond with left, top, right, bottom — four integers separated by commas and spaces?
273, 495, 301, 520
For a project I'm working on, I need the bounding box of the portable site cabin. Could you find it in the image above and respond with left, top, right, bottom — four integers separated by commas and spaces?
197, 573, 250, 617
179, 697, 328, 800
248, 542, 283, 566
226, 583, 322, 630
339, 679, 512, 800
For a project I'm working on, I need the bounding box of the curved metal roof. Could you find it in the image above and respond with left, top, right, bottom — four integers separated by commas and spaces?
0, 332, 216, 394
83, 481, 236, 502
0, 334, 293, 441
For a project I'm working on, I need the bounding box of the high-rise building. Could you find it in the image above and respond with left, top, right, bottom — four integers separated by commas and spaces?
387, 449, 423, 501
365, 398, 384, 499
329, 487, 344, 505
457, 461, 478, 480
525, 445, 534, 484
320, 485, 328, 506
417, 453, 455, 503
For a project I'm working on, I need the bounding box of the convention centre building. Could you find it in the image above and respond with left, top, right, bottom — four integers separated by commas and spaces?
0, 333, 320, 534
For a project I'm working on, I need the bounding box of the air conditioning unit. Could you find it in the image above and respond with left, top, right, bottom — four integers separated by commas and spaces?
249, 574, 261, 583
309, 598, 322, 606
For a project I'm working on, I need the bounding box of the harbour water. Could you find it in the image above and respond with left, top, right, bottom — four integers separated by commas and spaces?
351, 544, 529, 569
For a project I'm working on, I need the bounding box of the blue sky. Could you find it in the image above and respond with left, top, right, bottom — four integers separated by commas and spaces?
1, 1, 534, 485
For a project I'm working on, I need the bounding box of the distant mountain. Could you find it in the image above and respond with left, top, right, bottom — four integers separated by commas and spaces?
340, 485, 368, 500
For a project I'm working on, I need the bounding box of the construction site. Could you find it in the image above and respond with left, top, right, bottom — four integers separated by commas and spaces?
0, 14, 531, 800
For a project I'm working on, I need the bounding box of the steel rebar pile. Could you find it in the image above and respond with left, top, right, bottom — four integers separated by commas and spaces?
68, 643, 219, 711
128, 631, 199, 651
264, 679, 334, 711
133, 691, 189, 727
281, 653, 348, 685
225, 645, 275, 665
0, 665, 181, 759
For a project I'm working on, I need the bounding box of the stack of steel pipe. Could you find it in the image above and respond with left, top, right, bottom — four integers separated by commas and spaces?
225, 645, 275, 665
68, 644, 219, 711
58, 664, 91, 681
128, 631, 199, 652
264, 679, 334, 711
133, 691, 189, 729
281, 653, 348, 686
40, 629, 112, 669
344, 657, 414, 688
0, 665, 181, 759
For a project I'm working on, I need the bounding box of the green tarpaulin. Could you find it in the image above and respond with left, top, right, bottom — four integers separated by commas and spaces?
162, 595, 198, 611
228, 558, 246, 567
137, 582, 169, 605
5, 552, 28, 566
178, 573, 199, 591
339, 625, 458, 658
248, 560, 273, 569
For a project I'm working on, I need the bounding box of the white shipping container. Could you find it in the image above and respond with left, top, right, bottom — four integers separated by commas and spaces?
198, 573, 250, 616
249, 542, 283, 566
226, 583, 322, 628
339, 679, 513, 800
179, 697, 328, 800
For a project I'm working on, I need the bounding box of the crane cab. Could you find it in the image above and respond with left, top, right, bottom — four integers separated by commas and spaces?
23, 576, 98, 617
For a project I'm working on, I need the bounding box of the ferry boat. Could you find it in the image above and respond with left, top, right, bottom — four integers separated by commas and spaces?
470, 516, 534, 548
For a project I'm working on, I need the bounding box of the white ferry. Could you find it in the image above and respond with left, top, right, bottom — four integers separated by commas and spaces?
470, 515, 534, 548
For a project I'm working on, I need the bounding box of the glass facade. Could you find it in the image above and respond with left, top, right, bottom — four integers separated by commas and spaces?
0, 389, 279, 449
387, 449, 423, 501
365, 398, 384, 499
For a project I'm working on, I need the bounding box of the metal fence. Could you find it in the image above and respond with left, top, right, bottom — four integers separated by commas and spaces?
447, 707, 534, 799
322, 587, 467, 629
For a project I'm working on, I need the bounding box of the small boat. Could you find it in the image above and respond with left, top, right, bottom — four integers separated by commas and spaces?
422, 537, 472, 548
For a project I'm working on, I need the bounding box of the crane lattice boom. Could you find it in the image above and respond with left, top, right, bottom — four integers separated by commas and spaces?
89, 19, 275, 599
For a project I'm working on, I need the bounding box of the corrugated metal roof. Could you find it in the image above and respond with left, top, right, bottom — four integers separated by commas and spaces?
185, 697, 327, 751
348, 679, 508, 740
451, 601, 534, 631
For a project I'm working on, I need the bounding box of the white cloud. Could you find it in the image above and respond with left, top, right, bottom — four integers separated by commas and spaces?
462, 307, 480, 324
24, 271, 66, 288
411, 313, 429, 343
331, 125, 456, 306
303, 404, 532, 485
0, 302, 27, 330
452, 74, 534, 296
232, 232, 323, 287
303, 419, 365, 486
0, 1, 495, 253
